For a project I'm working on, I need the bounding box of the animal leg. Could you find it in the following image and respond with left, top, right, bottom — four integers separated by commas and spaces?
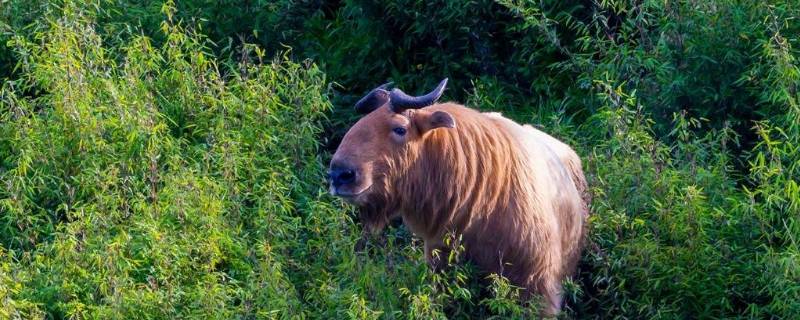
424, 242, 449, 272
519, 275, 563, 318
535, 277, 563, 318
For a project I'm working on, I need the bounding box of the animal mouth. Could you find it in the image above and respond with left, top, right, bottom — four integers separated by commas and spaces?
332, 184, 372, 201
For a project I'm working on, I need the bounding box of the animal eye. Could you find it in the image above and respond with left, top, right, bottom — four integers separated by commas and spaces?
392, 127, 407, 136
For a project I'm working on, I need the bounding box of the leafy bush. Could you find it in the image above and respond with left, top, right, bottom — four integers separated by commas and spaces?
1, 2, 331, 317
1, 0, 799, 319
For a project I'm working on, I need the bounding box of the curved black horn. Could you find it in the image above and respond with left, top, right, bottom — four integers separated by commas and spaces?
354, 82, 393, 114
389, 78, 448, 113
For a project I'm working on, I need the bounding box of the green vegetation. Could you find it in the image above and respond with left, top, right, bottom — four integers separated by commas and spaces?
1, 0, 798, 318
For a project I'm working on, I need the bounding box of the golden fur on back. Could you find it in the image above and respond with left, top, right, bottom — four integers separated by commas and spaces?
336, 103, 589, 315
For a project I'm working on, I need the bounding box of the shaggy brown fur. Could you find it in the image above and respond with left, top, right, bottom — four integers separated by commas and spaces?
330, 102, 589, 316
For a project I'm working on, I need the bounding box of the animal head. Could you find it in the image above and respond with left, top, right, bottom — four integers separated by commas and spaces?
329, 79, 455, 205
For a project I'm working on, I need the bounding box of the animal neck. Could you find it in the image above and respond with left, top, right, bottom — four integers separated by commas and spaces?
398, 108, 522, 240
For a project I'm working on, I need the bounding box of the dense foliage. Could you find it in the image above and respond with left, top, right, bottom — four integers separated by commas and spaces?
1, 0, 798, 318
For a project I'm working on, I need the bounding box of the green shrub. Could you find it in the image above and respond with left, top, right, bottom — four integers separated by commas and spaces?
1, 1, 327, 317
1, 0, 799, 319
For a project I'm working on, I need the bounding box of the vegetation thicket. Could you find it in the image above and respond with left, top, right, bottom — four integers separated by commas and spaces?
1, 0, 798, 318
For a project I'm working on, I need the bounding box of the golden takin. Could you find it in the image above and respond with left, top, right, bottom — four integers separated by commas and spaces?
329, 79, 590, 316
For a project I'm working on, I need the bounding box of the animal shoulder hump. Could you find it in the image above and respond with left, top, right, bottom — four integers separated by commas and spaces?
522, 124, 578, 158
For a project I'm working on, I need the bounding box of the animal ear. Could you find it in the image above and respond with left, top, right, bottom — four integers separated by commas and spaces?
418, 110, 456, 133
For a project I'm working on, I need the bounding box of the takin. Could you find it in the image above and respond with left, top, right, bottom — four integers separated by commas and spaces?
328, 79, 590, 316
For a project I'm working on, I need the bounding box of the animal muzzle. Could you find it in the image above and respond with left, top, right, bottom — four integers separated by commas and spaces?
328, 166, 357, 188
328, 159, 374, 200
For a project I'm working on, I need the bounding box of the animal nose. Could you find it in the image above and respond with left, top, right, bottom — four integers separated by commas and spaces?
329, 166, 357, 187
